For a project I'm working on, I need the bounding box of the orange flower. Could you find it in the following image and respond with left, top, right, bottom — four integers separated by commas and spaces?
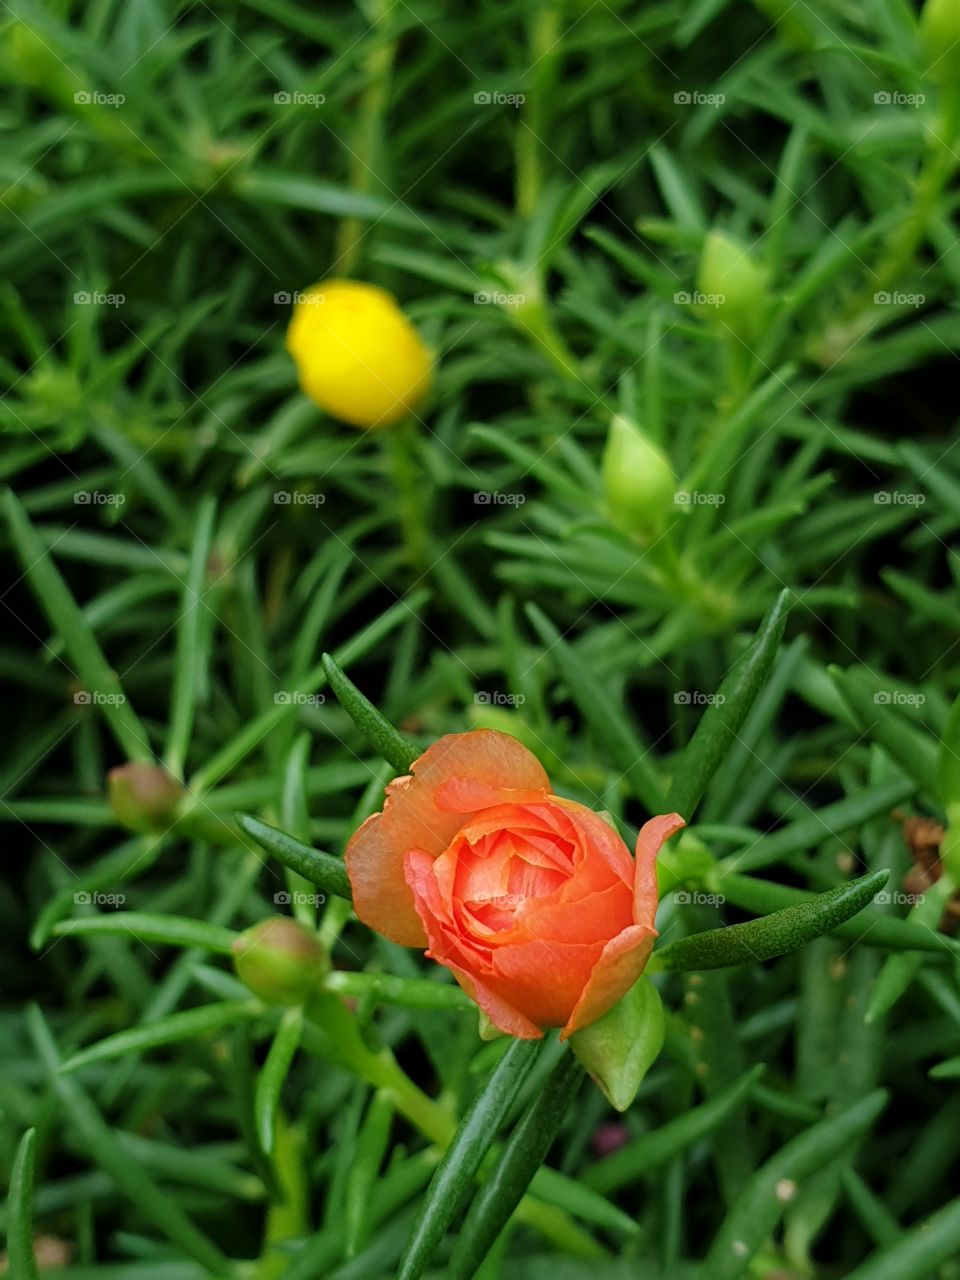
345, 730, 684, 1040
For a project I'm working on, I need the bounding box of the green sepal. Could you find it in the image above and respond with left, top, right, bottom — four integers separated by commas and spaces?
568, 976, 664, 1112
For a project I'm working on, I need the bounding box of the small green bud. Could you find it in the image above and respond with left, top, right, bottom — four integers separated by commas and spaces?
601, 415, 675, 540
232, 918, 327, 1005
697, 230, 768, 339
569, 976, 664, 1111
108, 763, 184, 834
919, 0, 960, 82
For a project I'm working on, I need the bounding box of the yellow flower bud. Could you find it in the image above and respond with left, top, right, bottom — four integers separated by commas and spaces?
697, 230, 768, 340
602, 415, 675, 539
285, 280, 433, 429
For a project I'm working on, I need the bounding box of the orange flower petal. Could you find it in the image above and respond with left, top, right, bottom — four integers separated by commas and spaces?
633, 812, 685, 925
560, 924, 656, 1040
446, 964, 544, 1039
434, 776, 550, 814
516, 881, 633, 945
491, 938, 606, 1028
553, 800, 635, 892
405, 848, 542, 1037
345, 730, 549, 946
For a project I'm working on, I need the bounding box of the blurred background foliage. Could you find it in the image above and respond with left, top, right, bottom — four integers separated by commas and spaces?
3, 0, 960, 1276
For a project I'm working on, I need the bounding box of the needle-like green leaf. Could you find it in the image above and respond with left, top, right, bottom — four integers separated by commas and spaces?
652, 870, 888, 971
321, 652, 417, 772
667, 590, 791, 820
397, 1037, 543, 1280
236, 813, 352, 900
449, 1053, 585, 1279
8, 1128, 40, 1280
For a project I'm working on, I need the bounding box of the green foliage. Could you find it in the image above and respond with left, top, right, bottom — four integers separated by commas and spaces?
4, 0, 960, 1276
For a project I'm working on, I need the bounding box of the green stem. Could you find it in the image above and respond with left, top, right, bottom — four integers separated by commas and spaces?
303, 1007, 597, 1255
259, 1115, 309, 1278
513, 300, 583, 384
335, 0, 396, 275
384, 420, 431, 574
857, 84, 960, 307
515, 1, 562, 218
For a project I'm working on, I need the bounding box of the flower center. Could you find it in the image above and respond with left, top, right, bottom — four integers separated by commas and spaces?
455, 822, 575, 934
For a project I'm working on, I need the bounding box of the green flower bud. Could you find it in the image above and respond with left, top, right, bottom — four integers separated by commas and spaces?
601, 415, 675, 540
697, 230, 769, 339
232, 918, 327, 1005
108, 763, 184, 834
919, 0, 960, 83
568, 976, 664, 1111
